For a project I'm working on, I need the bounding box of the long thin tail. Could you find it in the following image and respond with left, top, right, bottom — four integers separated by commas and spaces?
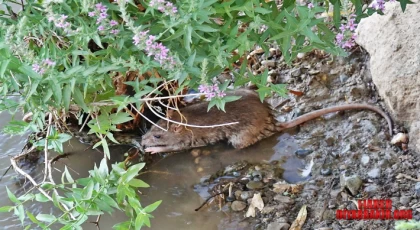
278, 104, 393, 136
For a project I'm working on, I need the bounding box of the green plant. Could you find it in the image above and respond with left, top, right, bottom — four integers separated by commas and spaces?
0, 0, 413, 229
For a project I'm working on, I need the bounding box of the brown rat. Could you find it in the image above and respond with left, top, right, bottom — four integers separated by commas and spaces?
141, 89, 393, 153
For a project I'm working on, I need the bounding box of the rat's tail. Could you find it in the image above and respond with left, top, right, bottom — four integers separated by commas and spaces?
275, 104, 393, 136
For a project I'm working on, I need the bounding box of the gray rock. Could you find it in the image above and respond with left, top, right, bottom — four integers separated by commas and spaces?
415, 182, 420, 196
231, 201, 247, 212
367, 168, 380, 178
273, 195, 294, 204
340, 174, 363, 196
400, 196, 412, 206
266, 222, 290, 230
356, 2, 420, 152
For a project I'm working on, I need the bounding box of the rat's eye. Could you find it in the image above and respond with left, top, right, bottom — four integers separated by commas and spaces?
153, 135, 161, 139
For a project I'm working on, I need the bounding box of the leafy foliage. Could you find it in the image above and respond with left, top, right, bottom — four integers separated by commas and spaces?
0, 0, 412, 229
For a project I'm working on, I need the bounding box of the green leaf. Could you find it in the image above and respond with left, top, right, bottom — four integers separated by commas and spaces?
121, 163, 145, 183
36, 214, 56, 223
35, 193, 50, 203
0, 206, 13, 212
398, 0, 414, 12
255, 7, 271, 14
92, 34, 104, 48
109, 113, 133, 125
14, 205, 25, 225
6, 187, 19, 204
184, 25, 192, 54
0, 59, 10, 77
195, 24, 218, 32
73, 87, 88, 111
82, 180, 94, 200
128, 178, 149, 188
143, 200, 162, 213
135, 214, 145, 230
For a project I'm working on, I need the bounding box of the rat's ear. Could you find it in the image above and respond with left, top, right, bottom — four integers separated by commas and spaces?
170, 124, 184, 133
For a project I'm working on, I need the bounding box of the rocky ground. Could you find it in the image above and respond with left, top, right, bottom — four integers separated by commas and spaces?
194, 48, 420, 230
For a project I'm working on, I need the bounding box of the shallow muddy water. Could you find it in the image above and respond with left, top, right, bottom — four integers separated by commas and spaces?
0, 107, 306, 229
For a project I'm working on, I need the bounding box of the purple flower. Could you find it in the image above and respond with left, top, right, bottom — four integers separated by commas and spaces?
307, 3, 314, 9
217, 91, 226, 97
339, 24, 346, 32
99, 12, 108, 19
110, 29, 119, 35
347, 21, 357, 31
43, 58, 56, 66
95, 3, 107, 12
336, 33, 344, 43
110, 20, 118, 26
88, 11, 96, 17
198, 84, 208, 93
48, 16, 55, 22
98, 25, 105, 31
32, 64, 41, 72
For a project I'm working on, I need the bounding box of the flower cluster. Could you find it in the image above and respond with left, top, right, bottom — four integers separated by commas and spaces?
32, 58, 56, 75
132, 30, 177, 69
336, 15, 357, 49
198, 84, 226, 100
149, 0, 178, 16
48, 14, 72, 33
371, 0, 395, 11
89, 3, 120, 35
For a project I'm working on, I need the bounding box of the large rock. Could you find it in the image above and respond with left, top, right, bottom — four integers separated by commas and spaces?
356, 1, 420, 151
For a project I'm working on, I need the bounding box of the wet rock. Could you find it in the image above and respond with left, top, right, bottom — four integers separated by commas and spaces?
247, 181, 264, 190
261, 60, 276, 67
367, 168, 380, 178
235, 190, 242, 200
291, 68, 302, 77
361, 154, 370, 165
324, 136, 335, 146
364, 184, 379, 195
231, 201, 247, 211
339, 74, 349, 83
415, 182, 420, 197
266, 222, 290, 230
321, 167, 332, 176
190, 149, 201, 157
400, 196, 412, 206
341, 174, 363, 196
273, 195, 294, 204
240, 191, 251, 200
226, 195, 235, 202
295, 149, 313, 158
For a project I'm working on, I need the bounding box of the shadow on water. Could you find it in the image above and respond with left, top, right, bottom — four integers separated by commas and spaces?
0, 113, 307, 230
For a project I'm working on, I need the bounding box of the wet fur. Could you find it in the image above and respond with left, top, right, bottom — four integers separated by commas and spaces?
141, 89, 393, 153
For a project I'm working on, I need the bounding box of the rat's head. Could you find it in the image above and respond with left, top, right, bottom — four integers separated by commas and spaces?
141, 120, 192, 154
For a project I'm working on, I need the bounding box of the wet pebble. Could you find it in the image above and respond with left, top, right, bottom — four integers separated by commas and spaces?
273, 195, 294, 204
367, 168, 380, 178
233, 171, 241, 177
324, 136, 335, 146
415, 182, 420, 196
400, 196, 412, 206
240, 191, 251, 200
291, 68, 302, 77
226, 195, 235, 202
267, 222, 290, 230
361, 154, 370, 165
261, 60, 276, 67
295, 149, 313, 158
339, 74, 349, 83
190, 149, 201, 157
231, 201, 247, 211
247, 181, 264, 190
321, 167, 332, 176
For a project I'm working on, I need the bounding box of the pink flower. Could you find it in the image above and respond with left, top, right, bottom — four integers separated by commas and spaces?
307, 3, 314, 9
110, 20, 118, 26
98, 25, 105, 31
88, 11, 96, 17
110, 29, 119, 35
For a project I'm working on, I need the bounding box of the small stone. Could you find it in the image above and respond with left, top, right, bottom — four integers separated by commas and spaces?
415, 182, 420, 196
231, 201, 247, 212
294, 149, 313, 158
321, 167, 332, 176
194, 157, 201, 164
235, 190, 242, 199
339, 74, 349, 83
361, 154, 370, 165
226, 195, 235, 202
364, 184, 379, 194
190, 149, 201, 157
240, 191, 251, 200
341, 174, 363, 196
273, 195, 294, 204
297, 52, 305, 59
252, 170, 263, 178
196, 167, 204, 173
267, 222, 290, 230
202, 150, 211, 156
308, 69, 320, 75
233, 171, 241, 177
324, 137, 335, 146
400, 196, 412, 206
261, 60, 276, 67
291, 68, 302, 77
246, 181, 264, 190
367, 168, 380, 178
